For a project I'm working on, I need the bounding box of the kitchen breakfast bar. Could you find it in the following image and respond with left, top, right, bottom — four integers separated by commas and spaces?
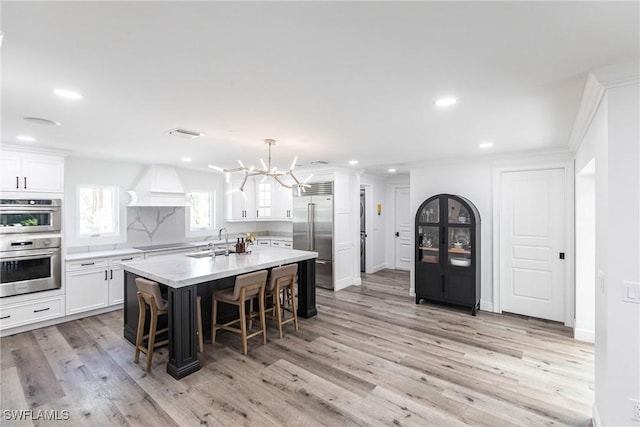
121, 248, 318, 379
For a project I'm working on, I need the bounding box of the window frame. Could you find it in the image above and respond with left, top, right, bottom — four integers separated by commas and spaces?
185, 190, 216, 237
76, 184, 121, 241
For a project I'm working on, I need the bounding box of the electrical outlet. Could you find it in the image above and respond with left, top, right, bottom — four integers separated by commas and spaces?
631, 398, 640, 421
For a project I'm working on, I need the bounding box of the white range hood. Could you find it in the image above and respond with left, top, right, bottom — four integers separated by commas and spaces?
128, 165, 189, 207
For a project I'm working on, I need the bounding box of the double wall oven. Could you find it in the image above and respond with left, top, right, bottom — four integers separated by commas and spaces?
0, 199, 62, 298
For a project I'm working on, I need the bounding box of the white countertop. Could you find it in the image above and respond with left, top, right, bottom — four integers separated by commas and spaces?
121, 247, 317, 288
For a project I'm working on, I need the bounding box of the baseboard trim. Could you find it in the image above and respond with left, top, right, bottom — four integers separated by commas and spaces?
574, 328, 595, 343
480, 300, 495, 312
371, 263, 386, 273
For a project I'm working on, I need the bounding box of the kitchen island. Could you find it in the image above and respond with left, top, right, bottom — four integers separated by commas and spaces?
121, 247, 318, 379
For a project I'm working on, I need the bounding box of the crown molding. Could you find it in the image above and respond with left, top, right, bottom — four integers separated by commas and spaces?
568, 61, 640, 153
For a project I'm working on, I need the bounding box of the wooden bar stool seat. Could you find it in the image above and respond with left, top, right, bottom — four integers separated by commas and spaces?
134, 278, 169, 372
211, 270, 268, 355
265, 264, 299, 338
134, 278, 203, 373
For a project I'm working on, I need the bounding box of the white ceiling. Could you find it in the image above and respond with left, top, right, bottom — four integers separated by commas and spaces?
1, 1, 638, 175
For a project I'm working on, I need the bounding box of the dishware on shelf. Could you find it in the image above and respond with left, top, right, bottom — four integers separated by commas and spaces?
450, 257, 471, 267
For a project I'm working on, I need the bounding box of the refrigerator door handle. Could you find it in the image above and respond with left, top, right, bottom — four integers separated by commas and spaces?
308, 203, 316, 251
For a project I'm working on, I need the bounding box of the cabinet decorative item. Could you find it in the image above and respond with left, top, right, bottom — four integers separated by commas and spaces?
415, 194, 480, 315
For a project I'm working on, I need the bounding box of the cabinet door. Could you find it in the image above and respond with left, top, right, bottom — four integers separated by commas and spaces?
272, 186, 293, 219
109, 265, 125, 305
21, 154, 64, 192
224, 176, 256, 220
66, 269, 109, 314
0, 152, 23, 191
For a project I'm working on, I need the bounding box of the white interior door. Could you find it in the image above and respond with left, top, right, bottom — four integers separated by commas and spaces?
394, 187, 411, 271
500, 169, 566, 321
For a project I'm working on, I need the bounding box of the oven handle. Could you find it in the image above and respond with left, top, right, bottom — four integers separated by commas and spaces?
0, 251, 56, 261
0, 206, 59, 213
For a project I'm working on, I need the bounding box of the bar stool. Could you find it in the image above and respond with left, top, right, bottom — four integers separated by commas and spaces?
134, 278, 169, 372
265, 264, 299, 338
211, 270, 267, 355
134, 278, 203, 373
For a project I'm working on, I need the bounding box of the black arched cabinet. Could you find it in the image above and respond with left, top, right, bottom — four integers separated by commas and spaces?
415, 194, 480, 315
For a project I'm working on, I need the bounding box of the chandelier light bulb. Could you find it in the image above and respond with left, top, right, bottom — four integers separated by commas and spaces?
290, 156, 298, 171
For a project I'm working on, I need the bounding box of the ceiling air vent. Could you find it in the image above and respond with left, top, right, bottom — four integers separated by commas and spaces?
167, 128, 204, 138
310, 160, 330, 165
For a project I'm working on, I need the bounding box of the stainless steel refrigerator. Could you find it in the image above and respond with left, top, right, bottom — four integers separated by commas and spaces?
293, 182, 334, 289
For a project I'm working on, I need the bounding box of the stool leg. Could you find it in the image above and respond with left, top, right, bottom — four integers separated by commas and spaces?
239, 300, 248, 355
211, 297, 218, 343
248, 298, 254, 331
146, 306, 158, 372
196, 296, 203, 353
259, 289, 267, 345
275, 285, 284, 339
290, 284, 299, 331
134, 302, 146, 364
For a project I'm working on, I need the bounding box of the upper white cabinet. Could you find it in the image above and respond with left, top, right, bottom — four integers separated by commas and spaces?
0, 150, 64, 193
224, 176, 292, 221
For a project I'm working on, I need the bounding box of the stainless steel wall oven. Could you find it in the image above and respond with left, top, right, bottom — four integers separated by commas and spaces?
0, 234, 62, 297
0, 199, 61, 234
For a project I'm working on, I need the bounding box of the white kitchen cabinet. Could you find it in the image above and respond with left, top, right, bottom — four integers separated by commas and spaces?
256, 239, 271, 247
65, 254, 143, 314
224, 176, 293, 221
224, 176, 257, 221
109, 254, 144, 304
272, 186, 293, 219
66, 268, 109, 315
270, 239, 293, 249
0, 150, 64, 193
0, 296, 65, 330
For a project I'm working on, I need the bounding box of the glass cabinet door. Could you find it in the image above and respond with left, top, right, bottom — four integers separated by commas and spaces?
418, 225, 439, 264
418, 198, 439, 223
447, 197, 471, 224
448, 226, 471, 267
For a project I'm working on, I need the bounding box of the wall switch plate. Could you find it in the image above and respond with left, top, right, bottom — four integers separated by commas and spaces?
623, 282, 640, 304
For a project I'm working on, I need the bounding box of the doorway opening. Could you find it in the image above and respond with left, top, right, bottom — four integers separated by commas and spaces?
360, 187, 366, 272
575, 158, 596, 342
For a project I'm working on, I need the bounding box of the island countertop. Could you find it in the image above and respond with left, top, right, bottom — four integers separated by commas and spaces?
121, 247, 318, 288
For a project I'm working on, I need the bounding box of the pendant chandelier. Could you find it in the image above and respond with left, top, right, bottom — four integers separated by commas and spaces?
209, 139, 312, 197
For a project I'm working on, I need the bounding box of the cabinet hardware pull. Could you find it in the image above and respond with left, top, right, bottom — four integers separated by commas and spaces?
15, 176, 19, 189
121, 257, 133, 261
104, 270, 108, 280
81, 262, 95, 266
33, 307, 50, 313
559, 252, 565, 260
24, 177, 27, 189
0, 315, 10, 319
110, 269, 113, 280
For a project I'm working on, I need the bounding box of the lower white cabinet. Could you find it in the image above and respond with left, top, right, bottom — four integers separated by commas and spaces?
66, 268, 109, 315
270, 239, 292, 248
65, 254, 143, 315
0, 296, 65, 330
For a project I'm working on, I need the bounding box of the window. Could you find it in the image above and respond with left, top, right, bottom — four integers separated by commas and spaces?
78, 186, 118, 236
187, 191, 215, 234
257, 183, 271, 217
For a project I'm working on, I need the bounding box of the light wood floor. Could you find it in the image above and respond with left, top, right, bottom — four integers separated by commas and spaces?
0, 269, 594, 426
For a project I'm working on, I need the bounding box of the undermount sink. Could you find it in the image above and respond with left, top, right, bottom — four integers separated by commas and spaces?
185, 249, 228, 258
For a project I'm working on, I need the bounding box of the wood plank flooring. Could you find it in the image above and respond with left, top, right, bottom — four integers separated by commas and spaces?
0, 269, 594, 426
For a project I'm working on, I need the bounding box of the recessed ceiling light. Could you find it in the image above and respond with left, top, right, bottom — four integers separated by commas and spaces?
24, 117, 61, 126
54, 88, 83, 100
435, 97, 457, 107
17, 135, 35, 142
479, 142, 494, 149
388, 168, 397, 173
349, 160, 358, 165
181, 157, 192, 163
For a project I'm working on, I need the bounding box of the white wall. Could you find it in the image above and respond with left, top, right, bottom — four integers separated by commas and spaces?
360, 173, 387, 273
575, 164, 595, 342
410, 161, 493, 307
574, 65, 640, 426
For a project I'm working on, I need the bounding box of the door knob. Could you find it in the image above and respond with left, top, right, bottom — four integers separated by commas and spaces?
395, 232, 399, 237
